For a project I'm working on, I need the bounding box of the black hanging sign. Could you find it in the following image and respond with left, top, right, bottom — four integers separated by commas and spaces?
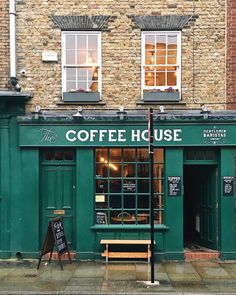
223, 176, 234, 196
168, 176, 181, 196
37, 217, 71, 270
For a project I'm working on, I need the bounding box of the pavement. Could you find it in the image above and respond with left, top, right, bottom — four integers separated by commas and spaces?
1, 259, 236, 294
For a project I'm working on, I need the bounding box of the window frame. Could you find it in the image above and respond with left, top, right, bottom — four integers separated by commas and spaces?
61, 31, 102, 97
141, 31, 181, 99
94, 147, 165, 226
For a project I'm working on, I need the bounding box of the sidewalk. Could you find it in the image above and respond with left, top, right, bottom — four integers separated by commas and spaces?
1, 259, 236, 294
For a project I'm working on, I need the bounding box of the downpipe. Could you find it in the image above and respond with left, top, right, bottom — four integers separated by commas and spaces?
9, 0, 21, 91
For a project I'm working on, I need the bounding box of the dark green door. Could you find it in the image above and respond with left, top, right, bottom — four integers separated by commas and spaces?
184, 165, 218, 250
199, 166, 217, 249
40, 150, 76, 250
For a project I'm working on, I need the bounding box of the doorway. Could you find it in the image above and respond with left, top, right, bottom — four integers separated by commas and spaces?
40, 150, 76, 250
183, 165, 218, 250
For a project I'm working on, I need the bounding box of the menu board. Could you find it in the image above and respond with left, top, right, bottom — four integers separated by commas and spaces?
223, 176, 234, 196
168, 176, 181, 197
96, 212, 107, 224
37, 217, 71, 270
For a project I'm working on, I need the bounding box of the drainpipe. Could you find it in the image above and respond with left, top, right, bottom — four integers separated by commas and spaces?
9, 0, 21, 91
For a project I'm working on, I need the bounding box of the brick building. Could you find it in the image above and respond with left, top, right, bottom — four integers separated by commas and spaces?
0, 0, 236, 261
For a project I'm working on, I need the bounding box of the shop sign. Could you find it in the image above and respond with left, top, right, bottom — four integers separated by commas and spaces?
168, 176, 181, 197
223, 176, 234, 196
19, 124, 236, 147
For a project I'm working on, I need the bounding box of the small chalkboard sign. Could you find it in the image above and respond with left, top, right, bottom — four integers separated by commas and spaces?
96, 212, 107, 224
168, 176, 181, 197
37, 217, 71, 270
223, 176, 234, 196
123, 181, 136, 192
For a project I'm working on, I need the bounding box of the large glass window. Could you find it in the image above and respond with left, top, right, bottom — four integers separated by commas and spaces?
95, 148, 164, 225
142, 31, 181, 97
62, 32, 101, 93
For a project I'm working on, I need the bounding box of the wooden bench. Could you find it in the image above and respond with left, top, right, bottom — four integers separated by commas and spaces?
100, 239, 155, 263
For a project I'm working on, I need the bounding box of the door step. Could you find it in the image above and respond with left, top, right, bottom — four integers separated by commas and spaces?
185, 250, 219, 260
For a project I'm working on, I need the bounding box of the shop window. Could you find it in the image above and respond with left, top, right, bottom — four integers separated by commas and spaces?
62, 31, 101, 102
95, 148, 164, 225
142, 31, 181, 101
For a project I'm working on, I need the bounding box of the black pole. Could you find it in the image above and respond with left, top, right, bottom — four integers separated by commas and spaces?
148, 108, 155, 283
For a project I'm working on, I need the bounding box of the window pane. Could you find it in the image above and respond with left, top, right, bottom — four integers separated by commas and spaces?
138, 179, 149, 193
88, 50, 98, 64
168, 35, 177, 48
138, 195, 149, 209
167, 72, 176, 86
66, 81, 76, 92
137, 211, 149, 224
156, 55, 166, 64
66, 35, 75, 49
110, 148, 122, 162
96, 164, 108, 177
156, 72, 165, 86
156, 35, 166, 49
138, 164, 149, 177
66, 50, 75, 64
77, 68, 87, 79
96, 179, 108, 193
77, 35, 86, 50
154, 179, 163, 193
154, 164, 164, 178
110, 180, 122, 193
145, 70, 154, 87
64, 151, 74, 160
66, 68, 76, 80
167, 55, 177, 64
77, 50, 86, 65
137, 148, 149, 161
110, 195, 121, 208
123, 148, 135, 162
88, 35, 98, 49
110, 164, 121, 177
124, 195, 135, 209
123, 163, 135, 177
154, 149, 164, 162
96, 148, 108, 162
92, 67, 99, 80
145, 35, 155, 49
145, 51, 155, 65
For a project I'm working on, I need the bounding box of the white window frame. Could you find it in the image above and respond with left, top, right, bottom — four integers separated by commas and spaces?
61, 31, 101, 95
141, 31, 181, 99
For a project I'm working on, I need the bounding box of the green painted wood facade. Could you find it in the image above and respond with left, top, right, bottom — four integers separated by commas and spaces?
1, 105, 236, 261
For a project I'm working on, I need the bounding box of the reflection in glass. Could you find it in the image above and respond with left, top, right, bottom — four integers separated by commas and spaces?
66, 35, 75, 49
77, 35, 86, 50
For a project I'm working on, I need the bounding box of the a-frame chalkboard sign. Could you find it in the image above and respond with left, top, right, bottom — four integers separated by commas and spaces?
37, 217, 72, 270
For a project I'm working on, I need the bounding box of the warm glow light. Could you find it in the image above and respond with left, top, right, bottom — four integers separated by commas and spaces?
100, 157, 117, 170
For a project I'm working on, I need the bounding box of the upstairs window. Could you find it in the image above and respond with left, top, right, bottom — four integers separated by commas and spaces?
62, 31, 101, 102
142, 31, 181, 101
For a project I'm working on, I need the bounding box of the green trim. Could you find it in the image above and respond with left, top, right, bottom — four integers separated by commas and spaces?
220, 252, 236, 260
0, 251, 11, 259
91, 225, 169, 230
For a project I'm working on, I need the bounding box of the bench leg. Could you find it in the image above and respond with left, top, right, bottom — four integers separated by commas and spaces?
148, 245, 150, 263
106, 244, 108, 263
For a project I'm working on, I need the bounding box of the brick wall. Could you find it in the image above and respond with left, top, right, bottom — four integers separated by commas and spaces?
0, 0, 9, 89
227, 0, 236, 109
13, 0, 226, 111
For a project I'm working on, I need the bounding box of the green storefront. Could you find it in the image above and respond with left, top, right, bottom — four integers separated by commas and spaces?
1, 106, 236, 260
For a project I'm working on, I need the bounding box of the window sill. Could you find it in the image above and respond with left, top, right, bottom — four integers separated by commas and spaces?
63, 92, 100, 102
91, 224, 169, 231
143, 91, 180, 102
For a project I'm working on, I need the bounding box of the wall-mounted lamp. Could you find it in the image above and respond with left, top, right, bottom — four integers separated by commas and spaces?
159, 105, 166, 114
32, 105, 41, 119
117, 106, 127, 120
200, 105, 211, 119
73, 106, 83, 118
